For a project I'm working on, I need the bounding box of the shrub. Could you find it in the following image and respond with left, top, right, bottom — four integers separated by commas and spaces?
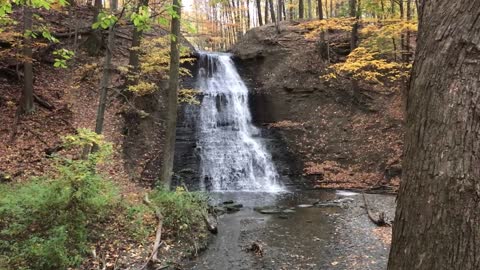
0, 129, 119, 270
149, 187, 208, 238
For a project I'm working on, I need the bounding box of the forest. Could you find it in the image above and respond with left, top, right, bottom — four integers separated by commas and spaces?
0, 0, 478, 269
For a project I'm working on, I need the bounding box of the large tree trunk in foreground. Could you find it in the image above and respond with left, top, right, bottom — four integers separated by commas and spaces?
21, 7, 34, 114
159, 0, 181, 188
388, 1, 480, 269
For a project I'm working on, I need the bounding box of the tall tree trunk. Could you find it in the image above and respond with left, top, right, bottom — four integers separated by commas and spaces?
399, 0, 407, 61
317, 0, 323, 19
268, 0, 276, 23
349, 0, 359, 50
159, 0, 181, 188
289, 0, 293, 19
87, 0, 104, 55
21, 6, 34, 114
330, 0, 333, 17
111, 0, 118, 11
256, 0, 263, 25
265, 0, 269, 24
277, 0, 282, 21
380, 0, 385, 19
405, 0, 412, 62
128, 0, 149, 76
388, 1, 480, 269
307, 0, 312, 18
246, 0, 250, 28
93, 0, 102, 20
299, 0, 304, 18
390, 0, 395, 17
95, 25, 114, 134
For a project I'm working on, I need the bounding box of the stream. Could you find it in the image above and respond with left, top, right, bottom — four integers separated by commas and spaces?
179, 52, 396, 269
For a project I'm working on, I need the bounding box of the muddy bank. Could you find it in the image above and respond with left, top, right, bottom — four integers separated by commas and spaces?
231, 21, 404, 191
185, 190, 395, 270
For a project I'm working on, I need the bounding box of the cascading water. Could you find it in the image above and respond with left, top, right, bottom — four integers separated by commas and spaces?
194, 52, 283, 192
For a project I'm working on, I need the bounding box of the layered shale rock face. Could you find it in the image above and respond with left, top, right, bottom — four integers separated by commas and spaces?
230, 21, 404, 191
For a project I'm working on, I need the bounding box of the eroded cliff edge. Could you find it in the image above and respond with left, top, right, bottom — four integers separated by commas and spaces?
232, 21, 403, 191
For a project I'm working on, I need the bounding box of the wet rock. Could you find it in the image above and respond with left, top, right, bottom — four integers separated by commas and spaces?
314, 197, 355, 208
225, 204, 243, 212
282, 209, 296, 213
297, 204, 313, 208
254, 206, 284, 214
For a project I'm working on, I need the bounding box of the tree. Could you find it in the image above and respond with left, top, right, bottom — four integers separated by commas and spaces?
387, 1, 480, 269
159, 0, 181, 187
299, 0, 304, 18
268, 0, 276, 23
21, 6, 34, 114
128, 0, 150, 79
307, 0, 311, 18
317, 0, 323, 19
265, 0, 269, 23
349, 0, 359, 50
256, 0, 263, 25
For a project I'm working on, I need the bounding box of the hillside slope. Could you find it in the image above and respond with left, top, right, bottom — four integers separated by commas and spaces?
232, 21, 404, 191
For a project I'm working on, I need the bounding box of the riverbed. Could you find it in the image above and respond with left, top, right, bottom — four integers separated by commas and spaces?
185, 189, 395, 270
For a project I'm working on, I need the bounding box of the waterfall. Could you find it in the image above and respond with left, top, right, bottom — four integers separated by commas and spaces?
195, 52, 283, 192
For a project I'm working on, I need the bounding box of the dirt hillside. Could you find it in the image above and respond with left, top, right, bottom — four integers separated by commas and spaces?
232, 21, 404, 192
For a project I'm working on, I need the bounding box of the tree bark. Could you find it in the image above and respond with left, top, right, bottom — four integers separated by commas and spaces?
307, 0, 312, 18
268, 0, 276, 23
349, 0, 359, 51
128, 0, 149, 77
246, 0, 250, 28
317, 0, 323, 19
21, 6, 35, 114
159, 0, 181, 188
264, 0, 269, 24
289, 0, 293, 20
387, 1, 480, 269
405, 0, 412, 62
299, 0, 304, 19
94, 25, 114, 134
93, 0, 102, 23
256, 0, 263, 25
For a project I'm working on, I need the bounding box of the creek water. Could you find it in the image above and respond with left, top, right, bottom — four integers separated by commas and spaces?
183, 52, 395, 269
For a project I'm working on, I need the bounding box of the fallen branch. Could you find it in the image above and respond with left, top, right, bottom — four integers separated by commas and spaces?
141, 194, 164, 270
203, 212, 218, 234
33, 93, 55, 110
362, 193, 390, 227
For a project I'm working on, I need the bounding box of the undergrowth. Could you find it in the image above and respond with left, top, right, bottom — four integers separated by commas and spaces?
0, 129, 119, 270
0, 129, 210, 270
150, 187, 208, 239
